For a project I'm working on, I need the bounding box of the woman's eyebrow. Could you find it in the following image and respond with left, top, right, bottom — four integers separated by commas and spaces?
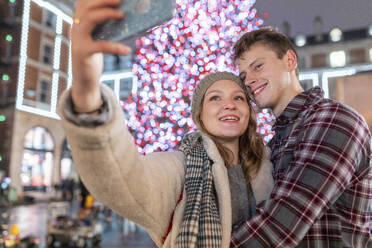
205, 90, 222, 96
205, 89, 244, 96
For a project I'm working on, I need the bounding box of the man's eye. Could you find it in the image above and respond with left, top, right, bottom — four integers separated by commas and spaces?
255, 64, 263, 70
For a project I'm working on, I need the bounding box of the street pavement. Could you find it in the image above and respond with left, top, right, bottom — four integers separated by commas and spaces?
1, 201, 156, 248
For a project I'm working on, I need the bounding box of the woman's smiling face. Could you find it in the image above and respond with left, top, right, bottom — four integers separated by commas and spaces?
201, 79, 250, 143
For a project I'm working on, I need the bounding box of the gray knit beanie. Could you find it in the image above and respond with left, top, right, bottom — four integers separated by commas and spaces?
191, 71, 248, 125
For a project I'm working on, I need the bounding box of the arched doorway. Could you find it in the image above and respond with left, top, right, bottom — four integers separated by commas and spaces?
21, 126, 54, 191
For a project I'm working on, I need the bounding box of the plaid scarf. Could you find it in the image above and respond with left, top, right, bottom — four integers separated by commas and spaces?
176, 132, 222, 248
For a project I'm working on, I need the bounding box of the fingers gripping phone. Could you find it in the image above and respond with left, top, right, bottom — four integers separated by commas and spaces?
92, 0, 176, 42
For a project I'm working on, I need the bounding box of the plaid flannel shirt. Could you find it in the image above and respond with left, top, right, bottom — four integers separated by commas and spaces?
231, 87, 372, 247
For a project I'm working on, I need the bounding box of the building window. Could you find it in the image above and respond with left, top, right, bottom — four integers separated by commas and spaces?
41, 43, 53, 65
103, 80, 115, 91
330, 50, 346, 68
22, 126, 55, 190
349, 48, 366, 64
103, 54, 132, 71
38, 80, 50, 104
311, 53, 327, 68
120, 77, 133, 102
369, 48, 372, 62
44, 10, 56, 28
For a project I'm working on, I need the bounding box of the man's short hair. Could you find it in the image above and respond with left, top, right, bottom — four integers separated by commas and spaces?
233, 27, 299, 76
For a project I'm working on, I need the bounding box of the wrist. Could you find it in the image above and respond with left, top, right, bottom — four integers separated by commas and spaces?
71, 85, 103, 114
73, 103, 103, 115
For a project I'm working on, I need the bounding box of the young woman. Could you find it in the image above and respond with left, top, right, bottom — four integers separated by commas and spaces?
59, 71, 273, 247
61, 1, 273, 247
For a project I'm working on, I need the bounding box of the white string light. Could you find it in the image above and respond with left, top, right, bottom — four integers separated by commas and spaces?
67, 43, 73, 89
16, 0, 30, 109
17, 105, 60, 119
50, 16, 63, 113
50, 72, 59, 113
100, 71, 133, 81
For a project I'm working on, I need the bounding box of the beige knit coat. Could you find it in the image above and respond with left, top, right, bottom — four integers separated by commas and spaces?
58, 85, 273, 247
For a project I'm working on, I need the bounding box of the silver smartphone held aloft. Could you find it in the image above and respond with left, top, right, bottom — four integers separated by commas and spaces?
92, 0, 176, 42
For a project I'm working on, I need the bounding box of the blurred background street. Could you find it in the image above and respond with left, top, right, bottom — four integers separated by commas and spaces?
0, 192, 155, 247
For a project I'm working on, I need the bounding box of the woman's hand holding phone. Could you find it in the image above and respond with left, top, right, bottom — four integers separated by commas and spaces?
70, 0, 131, 113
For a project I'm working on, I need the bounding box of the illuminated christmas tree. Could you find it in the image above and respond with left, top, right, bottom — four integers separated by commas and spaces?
124, 0, 274, 153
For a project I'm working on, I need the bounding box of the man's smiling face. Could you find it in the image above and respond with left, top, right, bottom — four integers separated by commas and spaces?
237, 43, 294, 115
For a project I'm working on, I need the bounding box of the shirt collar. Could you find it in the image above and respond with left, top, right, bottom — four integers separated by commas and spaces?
276, 86, 324, 123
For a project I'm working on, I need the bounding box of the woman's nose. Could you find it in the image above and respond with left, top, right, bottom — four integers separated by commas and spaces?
223, 99, 236, 109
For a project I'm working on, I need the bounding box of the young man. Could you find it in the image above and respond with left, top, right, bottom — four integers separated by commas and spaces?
230, 27, 372, 247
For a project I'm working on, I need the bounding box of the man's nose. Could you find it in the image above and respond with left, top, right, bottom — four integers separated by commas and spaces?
243, 77, 257, 96
244, 76, 257, 87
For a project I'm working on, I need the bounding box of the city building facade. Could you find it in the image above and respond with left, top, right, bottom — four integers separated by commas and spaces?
0, 0, 135, 193
294, 25, 372, 130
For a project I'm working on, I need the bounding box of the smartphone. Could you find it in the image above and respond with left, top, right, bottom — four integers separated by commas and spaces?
92, 0, 176, 42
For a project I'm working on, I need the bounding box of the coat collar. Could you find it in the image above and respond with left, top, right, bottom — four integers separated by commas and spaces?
276, 86, 324, 125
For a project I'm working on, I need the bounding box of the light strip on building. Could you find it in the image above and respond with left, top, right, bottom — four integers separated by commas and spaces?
53, 17, 63, 70
50, 17, 63, 113
31, 0, 73, 24
17, 105, 60, 119
321, 69, 356, 98
16, 0, 31, 109
17, 0, 73, 119
50, 72, 59, 113
357, 63, 372, 72
299, 72, 319, 87
100, 71, 133, 81
101, 71, 136, 101
67, 43, 73, 88
101, 71, 132, 99
107, 79, 119, 100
